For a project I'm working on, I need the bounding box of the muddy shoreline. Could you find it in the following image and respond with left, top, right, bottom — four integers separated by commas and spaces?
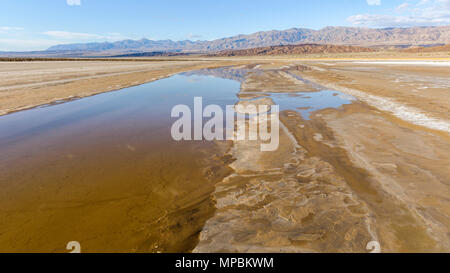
0, 61, 449, 252
0, 60, 246, 116
195, 65, 449, 252
0, 73, 240, 253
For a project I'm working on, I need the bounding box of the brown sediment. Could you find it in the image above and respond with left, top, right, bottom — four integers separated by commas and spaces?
242, 70, 319, 93
280, 106, 447, 252
195, 63, 450, 253
283, 63, 449, 251
195, 117, 376, 252
237, 93, 270, 99
1, 60, 449, 253
195, 69, 376, 253
0, 60, 247, 116
316, 103, 449, 251
291, 62, 450, 124
0, 70, 242, 253
285, 62, 450, 251
0, 130, 233, 252
235, 98, 274, 114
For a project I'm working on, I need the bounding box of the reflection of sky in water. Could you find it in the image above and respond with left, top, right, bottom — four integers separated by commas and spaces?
266, 91, 355, 120
0, 74, 240, 143
181, 67, 256, 83
185, 68, 357, 120
0, 69, 357, 145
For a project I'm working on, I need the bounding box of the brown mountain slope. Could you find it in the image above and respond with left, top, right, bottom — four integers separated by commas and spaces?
212, 44, 376, 56
204, 26, 450, 51
42, 26, 450, 54
402, 44, 450, 53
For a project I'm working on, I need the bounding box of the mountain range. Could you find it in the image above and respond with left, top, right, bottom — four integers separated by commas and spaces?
212, 44, 376, 56
46, 26, 450, 55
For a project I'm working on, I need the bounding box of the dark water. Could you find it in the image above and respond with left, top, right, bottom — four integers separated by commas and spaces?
184, 68, 355, 120
0, 67, 355, 253
0, 74, 240, 253
0, 74, 241, 147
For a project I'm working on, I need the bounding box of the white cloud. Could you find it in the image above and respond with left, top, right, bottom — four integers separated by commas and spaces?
0, 26, 24, 31
0, 27, 24, 36
0, 29, 132, 51
0, 38, 64, 51
349, 0, 450, 27
43, 30, 130, 41
43, 31, 103, 40
396, 3, 410, 10
367, 0, 381, 6
66, 0, 81, 6
418, 0, 431, 5
348, 13, 450, 27
187, 33, 203, 40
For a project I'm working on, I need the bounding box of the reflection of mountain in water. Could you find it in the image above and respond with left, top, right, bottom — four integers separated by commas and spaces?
181, 67, 254, 83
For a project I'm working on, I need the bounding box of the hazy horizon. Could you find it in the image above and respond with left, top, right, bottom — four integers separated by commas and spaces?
1, 0, 450, 51
2, 25, 449, 53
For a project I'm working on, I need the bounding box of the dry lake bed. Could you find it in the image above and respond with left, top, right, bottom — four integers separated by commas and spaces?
0, 59, 449, 252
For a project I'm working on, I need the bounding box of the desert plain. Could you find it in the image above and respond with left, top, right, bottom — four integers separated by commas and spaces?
0, 53, 449, 252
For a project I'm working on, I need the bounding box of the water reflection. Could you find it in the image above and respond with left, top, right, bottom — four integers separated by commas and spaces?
0, 73, 240, 253
269, 91, 355, 119
186, 67, 356, 120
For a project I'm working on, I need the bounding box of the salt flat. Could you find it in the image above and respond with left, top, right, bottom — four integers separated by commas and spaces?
0, 58, 449, 252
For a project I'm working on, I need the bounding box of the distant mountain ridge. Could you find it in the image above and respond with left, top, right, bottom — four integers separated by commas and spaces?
47, 26, 450, 54
401, 44, 450, 53
212, 44, 376, 56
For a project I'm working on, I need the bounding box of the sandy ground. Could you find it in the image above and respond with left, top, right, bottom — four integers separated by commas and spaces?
291, 61, 450, 132
0, 57, 449, 252
195, 62, 450, 252
195, 70, 376, 253
0, 60, 245, 115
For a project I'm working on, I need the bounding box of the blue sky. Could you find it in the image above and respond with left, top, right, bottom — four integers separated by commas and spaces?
0, 0, 449, 51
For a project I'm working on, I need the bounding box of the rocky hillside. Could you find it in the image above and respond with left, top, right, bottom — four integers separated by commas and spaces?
402, 44, 450, 53
212, 44, 376, 56
47, 26, 450, 53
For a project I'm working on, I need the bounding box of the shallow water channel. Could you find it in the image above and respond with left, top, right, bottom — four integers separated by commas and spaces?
0, 68, 354, 252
